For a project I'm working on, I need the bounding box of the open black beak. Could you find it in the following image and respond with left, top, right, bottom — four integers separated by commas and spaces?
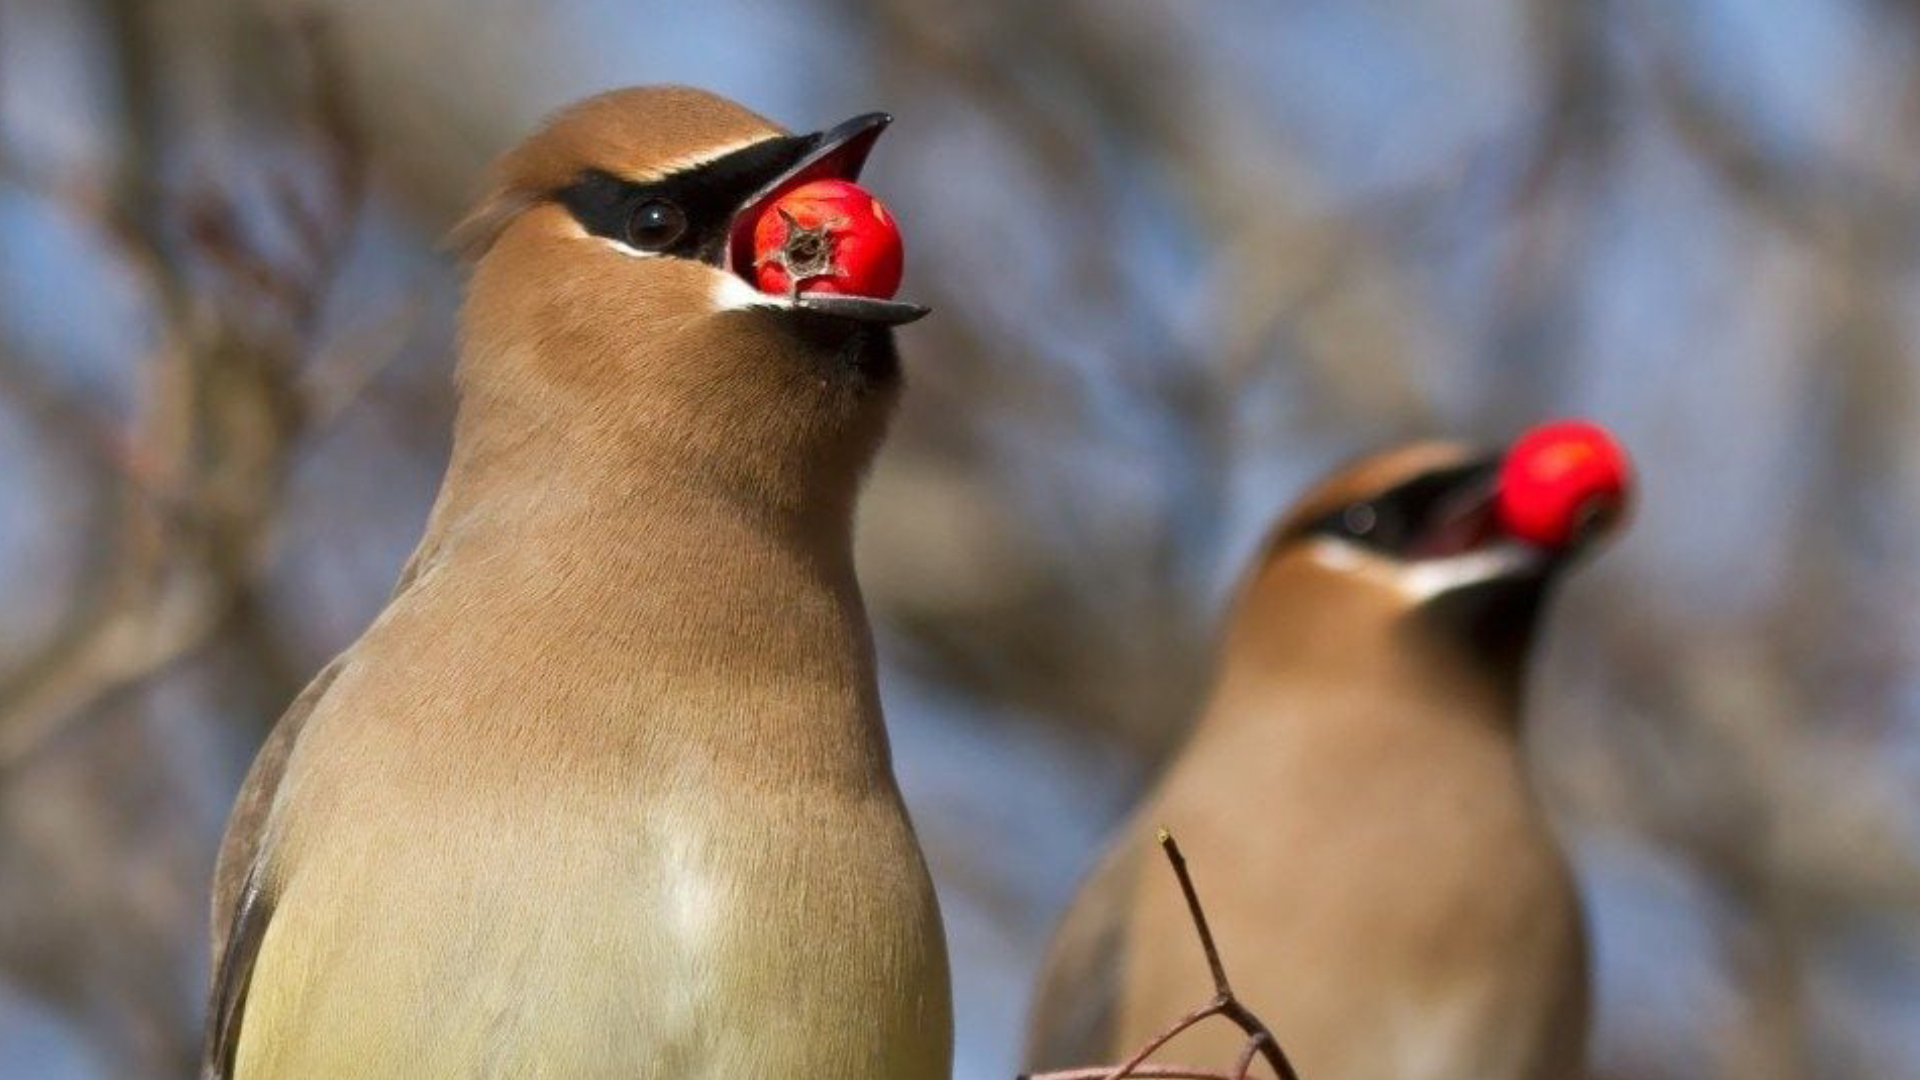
1404, 458, 1504, 560
724, 113, 928, 327
1419, 452, 1626, 562
1410, 457, 1549, 661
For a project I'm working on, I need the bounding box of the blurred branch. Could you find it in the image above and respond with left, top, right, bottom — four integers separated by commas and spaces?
1512, 0, 1614, 217
1634, 2, 1920, 262
0, 341, 150, 485
0, 12, 371, 770
0, 9, 396, 1075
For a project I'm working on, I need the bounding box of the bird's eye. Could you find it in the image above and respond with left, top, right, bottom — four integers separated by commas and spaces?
1341, 503, 1378, 538
627, 200, 687, 250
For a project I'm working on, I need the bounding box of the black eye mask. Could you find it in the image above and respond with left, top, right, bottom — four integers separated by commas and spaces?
554, 133, 818, 265
1295, 460, 1498, 558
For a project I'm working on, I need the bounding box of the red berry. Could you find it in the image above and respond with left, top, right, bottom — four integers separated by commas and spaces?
751, 179, 904, 299
1495, 420, 1633, 548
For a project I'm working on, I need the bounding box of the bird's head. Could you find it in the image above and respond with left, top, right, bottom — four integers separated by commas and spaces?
449, 86, 922, 512
1232, 421, 1633, 697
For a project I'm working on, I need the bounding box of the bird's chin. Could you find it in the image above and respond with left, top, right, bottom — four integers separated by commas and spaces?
1409, 544, 1558, 669
1416, 565, 1551, 670
713, 300, 902, 391
794, 310, 903, 387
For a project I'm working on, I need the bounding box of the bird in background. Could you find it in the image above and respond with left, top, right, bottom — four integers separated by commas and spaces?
200, 86, 951, 1079
1026, 421, 1634, 1080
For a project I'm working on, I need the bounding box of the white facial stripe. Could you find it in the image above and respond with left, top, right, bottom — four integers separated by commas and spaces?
598, 237, 658, 260
709, 271, 793, 313
629, 134, 776, 182
1306, 537, 1540, 603
557, 216, 649, 256
571, 213, 790, 315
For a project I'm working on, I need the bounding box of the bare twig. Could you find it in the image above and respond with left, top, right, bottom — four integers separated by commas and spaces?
1023, 831, 1303, 1080
1029, 1060, 1251, 1068
1229, 1034, 1272, 1080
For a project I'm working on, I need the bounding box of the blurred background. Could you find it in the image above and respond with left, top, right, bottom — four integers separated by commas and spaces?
3, 0, 1919, 1077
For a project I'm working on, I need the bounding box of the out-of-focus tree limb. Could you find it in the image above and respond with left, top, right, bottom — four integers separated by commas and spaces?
1634, 1, 1920, 263
0, 10, 387, 777
0, 8, 393, 1075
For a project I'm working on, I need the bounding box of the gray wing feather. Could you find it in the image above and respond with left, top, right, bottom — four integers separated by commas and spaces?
200, 653, 348, 1079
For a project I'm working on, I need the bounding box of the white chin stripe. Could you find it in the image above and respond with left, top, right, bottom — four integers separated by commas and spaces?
597, 237, 657, 259
554, 217, 656, 260
1306, 537, 1541, 603
709, 271, 795, 314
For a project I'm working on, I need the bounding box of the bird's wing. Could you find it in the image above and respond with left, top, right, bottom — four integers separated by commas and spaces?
1023, 838, 1145, 1071
200, 652, 348, 1080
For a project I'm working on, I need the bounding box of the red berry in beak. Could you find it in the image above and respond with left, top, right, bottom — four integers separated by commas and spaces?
751, 178, 904, 300
1495, 420, 1634, 549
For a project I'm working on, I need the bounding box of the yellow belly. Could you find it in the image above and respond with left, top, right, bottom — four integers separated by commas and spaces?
234, 789, 951, 1079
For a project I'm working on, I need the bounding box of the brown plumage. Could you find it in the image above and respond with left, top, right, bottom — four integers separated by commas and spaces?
203, 87, 950, 1079
1027, 440, 1620, 1080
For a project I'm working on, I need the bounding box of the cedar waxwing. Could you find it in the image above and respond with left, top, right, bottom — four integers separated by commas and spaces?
200, 87, 950, 1080
1026, 424, 1634, 1080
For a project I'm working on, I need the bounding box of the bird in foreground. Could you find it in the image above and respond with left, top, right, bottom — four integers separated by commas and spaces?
201, 87, 950, 1080
1026, 421, 1633, 1080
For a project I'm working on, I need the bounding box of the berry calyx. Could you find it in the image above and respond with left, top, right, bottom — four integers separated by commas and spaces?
752, 178, 904, 299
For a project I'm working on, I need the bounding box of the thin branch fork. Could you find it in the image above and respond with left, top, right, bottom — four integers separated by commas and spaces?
1022, 831, 1304, 1080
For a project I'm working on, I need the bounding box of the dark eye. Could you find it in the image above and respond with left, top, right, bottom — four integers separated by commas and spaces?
627, 199, 687, 250
1341, 503, 1378, 538
1339, 501, 1405, 548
